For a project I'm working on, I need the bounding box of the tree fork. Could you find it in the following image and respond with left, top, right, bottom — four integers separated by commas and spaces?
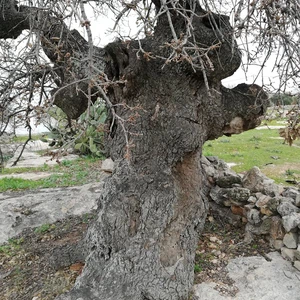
0, 2, 268, 299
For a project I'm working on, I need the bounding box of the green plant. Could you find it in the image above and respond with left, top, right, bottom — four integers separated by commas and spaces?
285, 169, 295, 177
34, 223, 55, 234
0, 238, 24, 256
194, 264, 202, 273
74, 99, 107, 157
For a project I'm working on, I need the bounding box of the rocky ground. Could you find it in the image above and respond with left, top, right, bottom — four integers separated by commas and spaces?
0, 207, 273, 300
194, 209, 272, 298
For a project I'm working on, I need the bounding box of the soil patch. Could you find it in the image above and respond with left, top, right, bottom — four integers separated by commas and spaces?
0, 214, 95, 300
0, 207, 273, 300
194, 208, 272, 297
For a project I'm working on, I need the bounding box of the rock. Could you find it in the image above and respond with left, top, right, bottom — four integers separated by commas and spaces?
209, 236, 220, 243
101, 158, 114, 173
209, 186, 226, 205
280, 196, 296, 204
194, 252, 300, 300
255, 193, 272, 208
295, 194, 300, 208
200, 156, 216, 178
281, 247, 296, 261
246, 208, 261, 225
231, 205, 245, 216
242, 167, 279, 196
210, 186, 249, 206
245, 217, 271, 235
295, 248, 300, 261
282, 213, 300, 232
270, 239, 284, 250
260, 206, 273, 216
0, 180, 108, 244
247, 196, 257, 204
270, 216, 285, 240
216, 172, 242, 188
283, 232, 298, 249
266, 197, 281, 213
294, 261, 300, 271
277, 201, 299, 217
209, 202, 243, 226
282, 188, 300, 200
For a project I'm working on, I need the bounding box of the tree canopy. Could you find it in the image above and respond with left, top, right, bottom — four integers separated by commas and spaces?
0, 0, 299, 143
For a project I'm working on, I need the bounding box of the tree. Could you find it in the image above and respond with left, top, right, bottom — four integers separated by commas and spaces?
1, 0, 299, 299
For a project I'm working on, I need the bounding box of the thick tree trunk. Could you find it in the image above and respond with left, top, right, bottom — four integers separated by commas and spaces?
58, 37, 267, 299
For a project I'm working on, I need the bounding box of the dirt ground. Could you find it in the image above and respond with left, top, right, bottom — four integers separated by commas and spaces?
0, 207, 272, 300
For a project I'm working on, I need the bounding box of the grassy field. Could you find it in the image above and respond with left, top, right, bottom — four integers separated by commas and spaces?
203, 124, 300, 185
0, 157, 103, 192
1, 119, 300, 191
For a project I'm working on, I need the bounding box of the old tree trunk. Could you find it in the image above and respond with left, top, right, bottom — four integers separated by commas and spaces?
0, 1, 268, 299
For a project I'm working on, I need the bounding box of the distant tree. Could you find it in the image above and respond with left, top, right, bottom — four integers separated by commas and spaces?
0, 1, 299, 299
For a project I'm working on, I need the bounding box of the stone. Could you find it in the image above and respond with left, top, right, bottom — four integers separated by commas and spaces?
231, 205, 245, 216
245, 217, 271, 235
277, 202, 299, 217
280, 196, 295, 204
101, 158, 114, 173
0, 180, 108, 244
246, 208, 261, 225
242, 166, 279, 196
295, 249, 300, 261
270, 216, 285, 240
209, 202, 243, 226
295, 194, 300, 208
194, 252, 300, 300
216, 172, 242, 188
282, 188, 300, 200
200, 156, 216, 177
266, 197, 281, 213
294, 261, 300, 271
209, 236, 219, 243
224, 187, 251, 204
209, 186, 226, 205
260, 206, 273, 216
282, 213, 300, 232
247, 196, 257, 204
281, 247, 296, 261
255, 194, 272, 208
283, 232, 298, 249
270, 239, 284, 250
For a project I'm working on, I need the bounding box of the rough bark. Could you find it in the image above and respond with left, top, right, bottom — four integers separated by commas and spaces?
0, 2, 268, 300
58, 8, 267, 300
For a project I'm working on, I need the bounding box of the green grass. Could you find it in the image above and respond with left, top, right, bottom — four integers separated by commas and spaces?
11, 134, 49, 143
203, 127, 300, 184
34, 223, 56, 234
0, 156, 102, 192
0, 238, 24, 256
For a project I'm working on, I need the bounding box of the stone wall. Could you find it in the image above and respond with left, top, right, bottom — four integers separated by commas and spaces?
201, 156, 300, 271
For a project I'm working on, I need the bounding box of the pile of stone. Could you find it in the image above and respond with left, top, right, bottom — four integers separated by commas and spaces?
201, 156, 300, 271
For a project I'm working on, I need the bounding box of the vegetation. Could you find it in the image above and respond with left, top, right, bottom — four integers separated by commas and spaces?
203, 121, 300, 185
0, 238, 24, 257
0, 157, 103, 192
34, 224, 56, 234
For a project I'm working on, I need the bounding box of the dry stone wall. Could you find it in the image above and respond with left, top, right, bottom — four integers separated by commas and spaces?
201, 156, 300, 271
